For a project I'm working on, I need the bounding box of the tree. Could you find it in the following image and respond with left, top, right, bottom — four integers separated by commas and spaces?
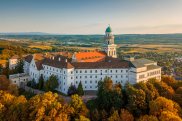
152, 81, 175, 99
38, 75, 44, 90
149, 97, 182, 117
134, 82, 159, 103
161, 76, 176, 89
68, 84, 77, 96
173, 87, 182, 106
137, 115, 158, 121
15, 59, 24, 73
0, 75, 19, 96
0, 90, 27, 120
30, 79, 36, 88
159, 111, 182, 121
75, 115, 90, 121
125, 84, 147, 116
108, 110, 120, 121
120, 109, 134, 121
70, 94, 89, 119
45, 75, 59, 92
97, 77, 123, 111
77, 81, 84, 96
90, 109, 100, 121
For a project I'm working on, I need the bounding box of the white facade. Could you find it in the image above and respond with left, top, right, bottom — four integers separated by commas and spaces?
9, 73, 30, 87
9, 58, 18, 69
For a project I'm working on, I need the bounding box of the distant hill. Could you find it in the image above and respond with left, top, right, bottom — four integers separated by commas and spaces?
0, 33, 182, 44
0, 32, 51, 35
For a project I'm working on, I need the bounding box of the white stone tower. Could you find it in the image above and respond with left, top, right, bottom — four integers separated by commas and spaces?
103, 25, 117, 58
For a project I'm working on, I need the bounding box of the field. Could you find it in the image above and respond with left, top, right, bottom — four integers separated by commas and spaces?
119, 44, 182, 53
28, 45, 52, 50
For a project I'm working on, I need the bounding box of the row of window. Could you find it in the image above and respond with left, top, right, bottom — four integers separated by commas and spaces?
75, 80, 124, 85
139, 70, 161, 79
75, 75, 128, 79
76, 69, 128, 74
148, 70, 160, 76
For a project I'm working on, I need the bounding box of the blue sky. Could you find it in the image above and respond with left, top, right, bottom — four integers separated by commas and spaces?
0, 0, 182, 34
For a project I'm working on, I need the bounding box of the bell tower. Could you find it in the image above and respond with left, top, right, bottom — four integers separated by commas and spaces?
103, 25, 117, 58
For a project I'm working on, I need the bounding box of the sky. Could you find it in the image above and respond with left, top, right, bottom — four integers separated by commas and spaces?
0, 0, 182, 34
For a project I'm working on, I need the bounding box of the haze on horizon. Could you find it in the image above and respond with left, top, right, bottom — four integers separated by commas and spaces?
0, 0, 182, 34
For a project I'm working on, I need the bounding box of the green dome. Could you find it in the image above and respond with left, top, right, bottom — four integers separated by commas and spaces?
105, 26, 112, 32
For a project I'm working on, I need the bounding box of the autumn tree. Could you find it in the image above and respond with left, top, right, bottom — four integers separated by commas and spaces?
0, 90, 27, 120
24, 92, 72, 121
0, 75, 19, 96
149, 97, 182, 118
120, 109, 134, 121
161, 76, 176, 89
137, 115, 158, 121
152, 80, 175, 99
70, 94, 89, 120
108, 110, 120, 121
173, 87, 182, 106
159, 111, 182, 121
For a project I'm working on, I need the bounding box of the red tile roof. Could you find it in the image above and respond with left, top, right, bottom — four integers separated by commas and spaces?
74, 51, 107, 62
24, 52, 129, 70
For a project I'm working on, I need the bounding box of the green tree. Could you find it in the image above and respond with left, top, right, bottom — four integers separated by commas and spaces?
15, 59, 24, 73
45, 75, 59, 92
38, 75, 44, 90
68, 84, 77, 96
97, 77, 123, 111
125, 84, 147, 116
77, 81, 84, 96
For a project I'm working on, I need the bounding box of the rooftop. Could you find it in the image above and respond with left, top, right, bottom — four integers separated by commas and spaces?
130, 58, 156, 68
74, 51, 107, 62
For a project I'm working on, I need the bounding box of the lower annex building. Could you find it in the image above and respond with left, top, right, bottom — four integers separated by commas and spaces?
22, 26, 161, 94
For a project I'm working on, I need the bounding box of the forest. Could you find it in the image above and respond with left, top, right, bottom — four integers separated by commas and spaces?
0, 75, 182, 121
